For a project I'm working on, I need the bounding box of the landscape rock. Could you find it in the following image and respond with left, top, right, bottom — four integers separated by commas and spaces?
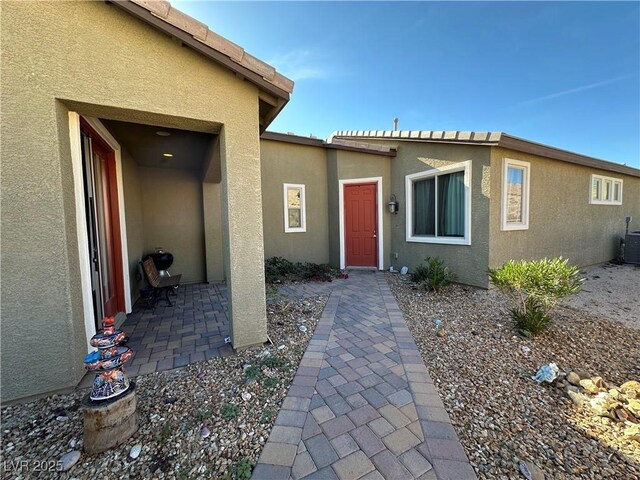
519, 460, 545, 480
579, 379, 601, 394
59, 450, 81, 471
566, 372, 581, 386
129, 443, 142, 459
568, 390, 587, 407
624, 424, 640, 442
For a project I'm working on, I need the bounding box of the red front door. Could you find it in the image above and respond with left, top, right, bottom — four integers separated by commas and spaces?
344, 183, 377, 267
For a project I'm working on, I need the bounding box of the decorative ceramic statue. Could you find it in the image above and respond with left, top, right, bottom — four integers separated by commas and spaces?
84, 317, 134, 401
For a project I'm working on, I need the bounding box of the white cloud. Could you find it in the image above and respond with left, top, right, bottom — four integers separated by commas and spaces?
267, 50, 331, 81
517, 74, 634, 106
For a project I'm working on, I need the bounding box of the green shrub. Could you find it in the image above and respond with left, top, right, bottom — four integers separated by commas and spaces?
262, 356, 288, 369
228, 458, 252, 480
220, 403, 239, 419
265, 257, 345, 283
411, 257, 454, 292
264, 257, 299, 283
488, 257, 582, 335
511, 299, 552, 334
259, 409, 274, 424
262, 377, 279, 389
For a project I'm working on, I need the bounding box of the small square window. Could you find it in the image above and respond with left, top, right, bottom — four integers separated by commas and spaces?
283, 183, 306, 232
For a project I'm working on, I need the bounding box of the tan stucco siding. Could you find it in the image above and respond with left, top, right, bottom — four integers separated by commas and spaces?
1, 0, 264, 402
351, 140, 492, 287
139, 167, 206, 283
121, 148, 145, 302
489, 147, 640, 269
220, 125, 268, 350
260, 140, 330, 264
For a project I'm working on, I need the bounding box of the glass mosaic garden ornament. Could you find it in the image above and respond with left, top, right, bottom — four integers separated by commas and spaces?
532, 362, 559, 383
84, 316, 134, 401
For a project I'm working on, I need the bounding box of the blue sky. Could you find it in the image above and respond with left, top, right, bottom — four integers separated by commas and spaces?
173, 1, 640, 167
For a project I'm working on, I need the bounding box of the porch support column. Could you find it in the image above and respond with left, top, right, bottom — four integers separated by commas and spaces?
219, 126, 267, 349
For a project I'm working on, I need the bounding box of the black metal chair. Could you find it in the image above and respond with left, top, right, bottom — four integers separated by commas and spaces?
141, 257, 181, 307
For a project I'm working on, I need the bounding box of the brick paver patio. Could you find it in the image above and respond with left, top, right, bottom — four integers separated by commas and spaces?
78, 283, 233, 388
253, 271, 476, 480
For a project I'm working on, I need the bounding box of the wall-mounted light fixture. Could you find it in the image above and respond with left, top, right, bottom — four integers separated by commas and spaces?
388, 194, 399, 214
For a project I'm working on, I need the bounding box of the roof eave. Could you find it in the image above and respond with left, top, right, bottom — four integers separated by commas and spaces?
498, 134, 640, 178
261, 131, 397, 157
109, 0, 292, 131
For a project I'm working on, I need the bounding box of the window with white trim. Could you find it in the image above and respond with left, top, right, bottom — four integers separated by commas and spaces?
283, 183, 306, 232
590, 174, 622, 205
405, 161, 471, 245
501, 158, 530, 231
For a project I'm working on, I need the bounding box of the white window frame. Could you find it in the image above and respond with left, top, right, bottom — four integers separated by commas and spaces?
283, 183, 306, 233
405, 161, 472, 245
590, 174, 622, 205
501, 158, 530, 231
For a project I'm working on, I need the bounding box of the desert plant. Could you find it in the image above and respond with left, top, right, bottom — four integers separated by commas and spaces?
411, 257, 454, 292
220, 403, 239, 419
228, 458, 252, 480
510, 299, 552, 334
488, 257, 583, 334
259, 409, 274, 424
264, 257, 345, 283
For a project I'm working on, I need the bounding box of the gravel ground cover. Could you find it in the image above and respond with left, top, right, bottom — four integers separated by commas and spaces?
387, 273, 640, 480
568, 262, 640, 330
1, 295, 327, 480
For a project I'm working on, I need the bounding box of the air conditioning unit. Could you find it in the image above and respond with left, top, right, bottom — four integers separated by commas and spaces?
625, 233, 640, 264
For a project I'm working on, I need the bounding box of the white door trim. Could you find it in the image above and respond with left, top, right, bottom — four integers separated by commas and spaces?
68, 113, 132, 351
338, 177, 384, 271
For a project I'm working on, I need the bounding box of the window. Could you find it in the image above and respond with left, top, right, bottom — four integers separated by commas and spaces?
590, 174, 622, 205
501, 158, 530, 231
283, 183, 306, 232
405, 161, 471, 245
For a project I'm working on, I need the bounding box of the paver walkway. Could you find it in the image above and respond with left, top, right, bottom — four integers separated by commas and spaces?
78, 283, 233, 389
253, 271, 476, 480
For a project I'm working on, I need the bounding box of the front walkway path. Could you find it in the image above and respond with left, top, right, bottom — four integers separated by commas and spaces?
253, 271, 476, 480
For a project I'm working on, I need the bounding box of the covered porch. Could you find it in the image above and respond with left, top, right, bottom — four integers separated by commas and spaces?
79, 283, 234, 388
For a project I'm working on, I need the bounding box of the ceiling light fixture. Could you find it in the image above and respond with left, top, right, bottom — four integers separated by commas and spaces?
156, 131, 171, 137
163, 153, 173, 157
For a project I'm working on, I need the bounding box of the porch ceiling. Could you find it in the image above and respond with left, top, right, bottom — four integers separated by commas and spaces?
102, 119, 216, 170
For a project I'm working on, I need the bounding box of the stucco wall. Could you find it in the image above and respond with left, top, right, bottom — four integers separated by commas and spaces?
260, 140, 330, 264
489, 147, 640, 269
120, 148, 145, 302
139, 167, 206, 283
1, 0, 265, 402
329, 150, 393, 270
351, 140, 492, 287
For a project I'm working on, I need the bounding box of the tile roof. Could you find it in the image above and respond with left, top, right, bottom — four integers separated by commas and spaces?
122, 0, 294, 95
330, 130, 640, 178
330, 130, 502, 143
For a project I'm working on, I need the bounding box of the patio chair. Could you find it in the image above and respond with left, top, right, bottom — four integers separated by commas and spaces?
141, 257, 181, 307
